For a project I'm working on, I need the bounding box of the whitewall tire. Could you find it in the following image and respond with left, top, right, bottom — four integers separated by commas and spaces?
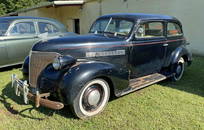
72, 79, 110, 119
171, 57, 185, 81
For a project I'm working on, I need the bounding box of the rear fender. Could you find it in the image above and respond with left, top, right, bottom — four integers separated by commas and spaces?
168, 45, 192, 66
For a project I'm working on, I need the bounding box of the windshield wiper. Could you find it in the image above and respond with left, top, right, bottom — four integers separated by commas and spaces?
103, 31, 114, 35
103, 31, 116, 37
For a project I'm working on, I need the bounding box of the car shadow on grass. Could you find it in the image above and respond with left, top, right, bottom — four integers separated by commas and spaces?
159, 57, 204, 97
0, 81, 78, 120
0, 65, 22, 72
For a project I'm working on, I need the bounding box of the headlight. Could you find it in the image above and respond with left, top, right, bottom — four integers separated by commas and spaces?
52, 57, 61, 70
52, 55, 76, 70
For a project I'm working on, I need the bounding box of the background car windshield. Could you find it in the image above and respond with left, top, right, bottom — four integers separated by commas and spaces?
90, 18, 134, 37
0, 21, 10, 36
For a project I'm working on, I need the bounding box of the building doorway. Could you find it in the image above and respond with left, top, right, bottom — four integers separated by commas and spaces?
67, 19, 80, 34
74, 19, 80, 34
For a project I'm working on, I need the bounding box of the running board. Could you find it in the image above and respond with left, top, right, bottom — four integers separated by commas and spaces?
120, 73, 167, 96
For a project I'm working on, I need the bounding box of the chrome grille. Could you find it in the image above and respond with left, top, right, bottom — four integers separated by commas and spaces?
29, 51, 60, 88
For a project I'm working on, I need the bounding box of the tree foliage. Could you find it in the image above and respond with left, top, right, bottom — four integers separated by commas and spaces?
0, 0, 44, 15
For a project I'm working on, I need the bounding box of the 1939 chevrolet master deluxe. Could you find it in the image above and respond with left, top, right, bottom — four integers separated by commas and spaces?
11, 13, 192, 119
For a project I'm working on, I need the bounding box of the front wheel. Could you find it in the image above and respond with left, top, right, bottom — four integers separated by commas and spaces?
171, 57, 185, 81
71, 79, 110, 119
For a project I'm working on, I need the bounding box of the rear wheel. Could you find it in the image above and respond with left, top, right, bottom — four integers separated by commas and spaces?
171, 57, 185, 81
71, 79, 110, 119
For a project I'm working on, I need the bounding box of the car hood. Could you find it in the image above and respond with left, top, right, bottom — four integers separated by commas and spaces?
32, 34, 126, 52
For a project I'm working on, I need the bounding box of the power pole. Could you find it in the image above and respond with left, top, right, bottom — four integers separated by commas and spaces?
99, 0, 102, 16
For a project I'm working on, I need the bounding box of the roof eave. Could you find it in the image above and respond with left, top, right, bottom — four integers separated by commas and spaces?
54, 1, 84, 5
1, 0, 84, 17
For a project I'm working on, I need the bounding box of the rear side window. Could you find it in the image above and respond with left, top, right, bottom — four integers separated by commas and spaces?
136, 22, 164, 38
167, 22, 182, 36
10, 22, 35, 35
38, 22, 59, 34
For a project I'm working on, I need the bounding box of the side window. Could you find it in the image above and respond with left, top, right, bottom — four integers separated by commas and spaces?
167, 22, 182, 36
38, 22, 59, 34
136, 22, 164, 38
118, 20, 133, 35
10, 22, 35, 35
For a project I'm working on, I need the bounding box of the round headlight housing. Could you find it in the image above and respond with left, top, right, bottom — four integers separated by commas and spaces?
52, 57, 61, 70
52, 55, 76, 70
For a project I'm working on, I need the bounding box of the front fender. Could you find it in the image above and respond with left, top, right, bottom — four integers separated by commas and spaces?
22, 56, 29, 75
59, 61, 129, 105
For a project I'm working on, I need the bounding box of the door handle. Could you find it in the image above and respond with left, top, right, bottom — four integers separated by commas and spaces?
163, 43, 168, 47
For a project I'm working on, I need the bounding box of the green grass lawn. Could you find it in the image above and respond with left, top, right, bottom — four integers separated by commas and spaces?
0, 56, 204, 130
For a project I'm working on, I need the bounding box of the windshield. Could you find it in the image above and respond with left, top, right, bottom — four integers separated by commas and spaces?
90, 18, 134, 38
0, 21, 10, 36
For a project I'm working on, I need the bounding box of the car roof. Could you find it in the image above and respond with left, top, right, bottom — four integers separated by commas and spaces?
99, 13, 179, 21
0, 16, 56, 21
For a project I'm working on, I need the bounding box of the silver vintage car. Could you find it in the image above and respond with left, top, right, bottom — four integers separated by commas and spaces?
0, 16, 74, 68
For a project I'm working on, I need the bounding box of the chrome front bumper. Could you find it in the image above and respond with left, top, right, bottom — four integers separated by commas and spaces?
11, 74, 29, 104
11, 74, 64, 110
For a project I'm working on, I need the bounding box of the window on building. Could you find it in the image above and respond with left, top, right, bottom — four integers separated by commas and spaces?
167, 22, 182, 36
136, 22, 164, 38
10, 22, 35, 35
38, 22, 59, 34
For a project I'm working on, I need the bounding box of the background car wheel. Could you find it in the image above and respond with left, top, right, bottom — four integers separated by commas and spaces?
72, 79, 110, 119
171, 57, 185, 81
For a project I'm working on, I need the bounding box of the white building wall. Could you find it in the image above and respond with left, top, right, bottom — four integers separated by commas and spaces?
80, 1, 100, 34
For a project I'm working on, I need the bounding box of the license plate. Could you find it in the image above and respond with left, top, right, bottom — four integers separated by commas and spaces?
11, 74, 29, 104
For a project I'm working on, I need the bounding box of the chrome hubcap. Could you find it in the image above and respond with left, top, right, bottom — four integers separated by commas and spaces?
82, 85, 103, 111
87, 89, 101, 106
176, 65, 182, 74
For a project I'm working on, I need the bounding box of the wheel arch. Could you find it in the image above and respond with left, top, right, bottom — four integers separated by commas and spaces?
94, 76, 116, 99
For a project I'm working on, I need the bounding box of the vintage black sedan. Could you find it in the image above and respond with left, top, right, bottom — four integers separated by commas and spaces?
11, 13, 192, 119
0, 16, 74, 68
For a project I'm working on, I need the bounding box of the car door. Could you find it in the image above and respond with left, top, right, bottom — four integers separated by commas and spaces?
0, 38, 8, 66
129, 20, 166, 78
0, 21, 11, 66
5, 20, 40, 64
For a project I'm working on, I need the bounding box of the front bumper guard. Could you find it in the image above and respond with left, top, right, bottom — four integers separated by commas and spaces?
11, 74, 64, 110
